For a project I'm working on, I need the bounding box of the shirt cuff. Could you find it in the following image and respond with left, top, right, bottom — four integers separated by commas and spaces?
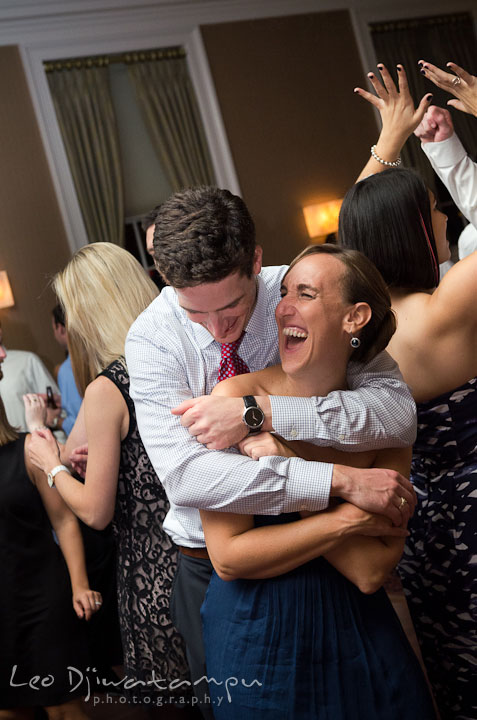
270, 395, 317, 440
285, 457, 332, 512
421, 133, 467, 167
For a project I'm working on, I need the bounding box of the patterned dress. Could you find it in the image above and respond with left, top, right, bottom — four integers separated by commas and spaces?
398, 379, 477, 720
100, 360, 190, 700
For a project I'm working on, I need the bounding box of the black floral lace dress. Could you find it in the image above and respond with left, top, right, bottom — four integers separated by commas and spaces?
100, 359, 190, 701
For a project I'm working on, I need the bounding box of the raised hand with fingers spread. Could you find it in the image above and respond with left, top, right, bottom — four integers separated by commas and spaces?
419, 60, 477, 116
354, 63, 432, 180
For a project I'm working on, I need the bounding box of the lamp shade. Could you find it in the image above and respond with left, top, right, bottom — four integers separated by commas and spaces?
303, 199, 343, 239
0, 271, 14, 309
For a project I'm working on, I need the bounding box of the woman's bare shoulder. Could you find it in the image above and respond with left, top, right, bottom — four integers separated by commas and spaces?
211, 365, 284, 397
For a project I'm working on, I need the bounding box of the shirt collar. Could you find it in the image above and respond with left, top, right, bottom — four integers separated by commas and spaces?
189, 273, 269, 350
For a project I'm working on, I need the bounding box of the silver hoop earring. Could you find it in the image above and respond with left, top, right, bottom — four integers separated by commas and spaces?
350, 336, 361, 349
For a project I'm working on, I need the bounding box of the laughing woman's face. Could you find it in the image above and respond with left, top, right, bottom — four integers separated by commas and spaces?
275, 254, 352, 379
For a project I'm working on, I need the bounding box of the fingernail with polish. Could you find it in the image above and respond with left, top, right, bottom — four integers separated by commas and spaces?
420, 69, 426, 75
427, 94, 433, 102
397, 65, 402, 72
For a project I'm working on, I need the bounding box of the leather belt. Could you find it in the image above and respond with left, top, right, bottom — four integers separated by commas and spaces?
177, 545, 210, 560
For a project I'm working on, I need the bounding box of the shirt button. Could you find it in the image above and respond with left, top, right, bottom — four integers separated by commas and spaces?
339, 434, 345, 441
290, 429, 297, 438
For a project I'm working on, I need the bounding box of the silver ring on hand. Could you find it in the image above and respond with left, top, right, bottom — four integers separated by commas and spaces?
399, 496, 408, 510
452, 76, 461, 86
95, 601, 102, 606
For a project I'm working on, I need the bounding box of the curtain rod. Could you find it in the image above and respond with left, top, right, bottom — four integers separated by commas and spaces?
370, 11, 471, 34
44, 46, 185, 73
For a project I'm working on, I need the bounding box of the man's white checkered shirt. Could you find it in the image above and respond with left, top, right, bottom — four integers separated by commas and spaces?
126, 265, 416, 547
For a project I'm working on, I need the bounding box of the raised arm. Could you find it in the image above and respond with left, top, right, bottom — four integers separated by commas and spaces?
419, 60, 477, 116
25, 436, 102, 620
354, 63, 432, 181
404, 251, 477, 400
415, 105, 477, 228
28, 376, 123, 530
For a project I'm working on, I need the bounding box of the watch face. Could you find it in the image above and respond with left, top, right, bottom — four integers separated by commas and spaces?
47, 473, 54, 488
244, 406, 264, 429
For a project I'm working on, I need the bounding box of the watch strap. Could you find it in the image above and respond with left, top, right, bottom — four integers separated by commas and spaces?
242, 396, 264, 434
47, 464, 69, 488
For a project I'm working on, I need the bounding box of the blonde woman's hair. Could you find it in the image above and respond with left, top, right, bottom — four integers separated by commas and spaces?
53, 242, 159, 395
0, 396, 19, 446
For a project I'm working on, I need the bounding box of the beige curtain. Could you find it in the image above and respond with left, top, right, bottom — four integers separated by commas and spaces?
127, 54, 216, 190
370, 12, 477, 192
47, 63, 124, 245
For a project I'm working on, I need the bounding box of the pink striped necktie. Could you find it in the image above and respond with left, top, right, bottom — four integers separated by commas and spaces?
217, 336, 250, 382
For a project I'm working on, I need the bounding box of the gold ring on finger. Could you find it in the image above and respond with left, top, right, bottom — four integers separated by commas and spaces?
399, 496, 408, 510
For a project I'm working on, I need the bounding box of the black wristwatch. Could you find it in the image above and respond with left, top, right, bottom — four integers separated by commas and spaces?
242, 396, 265, 434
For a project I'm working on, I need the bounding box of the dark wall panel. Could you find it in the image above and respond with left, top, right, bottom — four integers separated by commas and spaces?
0, 46, 70, 372
201, 11, 378, 265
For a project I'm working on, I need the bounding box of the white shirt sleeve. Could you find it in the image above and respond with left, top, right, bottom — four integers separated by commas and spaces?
270, 350, 416, 448
126, 328, 332, 515
421, 133, 477, 228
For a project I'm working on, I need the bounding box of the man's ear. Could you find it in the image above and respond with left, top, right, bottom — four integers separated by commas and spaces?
253, 246, 263, 275
343, 302, 372, 334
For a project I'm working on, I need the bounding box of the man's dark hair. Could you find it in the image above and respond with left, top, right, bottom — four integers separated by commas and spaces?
141, 203, 162, 233
339, 168, 439, 290
153, 187, 256, 288
52, 303, 65, 327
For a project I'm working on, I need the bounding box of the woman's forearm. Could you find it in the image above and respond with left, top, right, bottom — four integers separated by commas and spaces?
53, 469, 113, 529
324, 535, 404, 594
54, 515, 90, 590
201, 504, 407, 581
203, 512, 347, 581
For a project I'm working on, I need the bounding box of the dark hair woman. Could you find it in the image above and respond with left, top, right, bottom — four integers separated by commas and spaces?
341, 63, 477, 718
198, 245, 435, 719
